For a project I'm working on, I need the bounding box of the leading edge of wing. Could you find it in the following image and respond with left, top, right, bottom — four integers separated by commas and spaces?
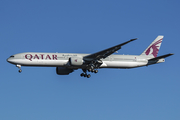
84, 38, 138, 61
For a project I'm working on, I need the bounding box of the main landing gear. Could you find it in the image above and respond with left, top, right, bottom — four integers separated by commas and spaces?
80, 68, 98, 78
16, 64, 22, 73
88, 69, 98, 73
81, 73, 91, 78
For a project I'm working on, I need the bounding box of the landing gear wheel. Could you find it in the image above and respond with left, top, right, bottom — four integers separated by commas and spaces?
84, 74, 87, 77
80, 73, 84, 77
94, 70, 98, 73
88, 69, 91, 72
19, 69, 22, 73
87, 74, 91, 78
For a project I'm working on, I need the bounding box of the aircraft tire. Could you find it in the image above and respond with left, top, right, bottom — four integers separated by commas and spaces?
88, 69, 91, 72
19, 69, 22, 73
87, 74, 91, 78
80, 73, 84, 77
91, 69, 94, 73
94, 70, 98, 73
84, 74, 87, 77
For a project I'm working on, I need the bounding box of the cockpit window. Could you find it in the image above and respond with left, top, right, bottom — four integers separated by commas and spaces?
10, 56, 14, 58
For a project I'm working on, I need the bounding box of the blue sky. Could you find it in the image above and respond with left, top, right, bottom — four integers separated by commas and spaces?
0, 0, 179, 120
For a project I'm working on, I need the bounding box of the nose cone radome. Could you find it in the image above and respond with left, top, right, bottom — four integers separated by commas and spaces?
7, 56, 15, 64
7, 58, 11, 63
7, 58, 10, 63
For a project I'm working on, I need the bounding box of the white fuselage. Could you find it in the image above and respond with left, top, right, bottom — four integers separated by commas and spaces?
7, 52, 164, 69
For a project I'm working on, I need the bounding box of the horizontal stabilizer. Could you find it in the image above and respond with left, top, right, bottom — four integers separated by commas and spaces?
148, 53, 174, 61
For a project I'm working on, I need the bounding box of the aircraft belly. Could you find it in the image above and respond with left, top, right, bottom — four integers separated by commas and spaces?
101, 61, 147, 68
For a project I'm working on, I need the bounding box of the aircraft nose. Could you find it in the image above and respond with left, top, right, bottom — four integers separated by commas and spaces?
7, 57, 11, 63
7, 56, 15, 64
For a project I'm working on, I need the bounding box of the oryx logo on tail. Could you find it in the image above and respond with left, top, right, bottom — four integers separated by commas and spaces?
141, 35, 164, 58
145, 38, 163, 57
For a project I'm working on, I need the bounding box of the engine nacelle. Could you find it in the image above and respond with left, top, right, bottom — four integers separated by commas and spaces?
69, 57, 83, 66
56, 67, 74, 75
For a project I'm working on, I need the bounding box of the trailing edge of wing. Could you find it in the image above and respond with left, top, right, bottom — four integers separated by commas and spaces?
148, 53, 174, 61
84, 38, 138, 61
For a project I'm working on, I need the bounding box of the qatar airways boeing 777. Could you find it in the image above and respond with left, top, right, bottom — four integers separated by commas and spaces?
7, 36, 173, 78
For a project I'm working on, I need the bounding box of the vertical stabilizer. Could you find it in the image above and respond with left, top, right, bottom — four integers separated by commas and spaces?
140, 35, 163, 58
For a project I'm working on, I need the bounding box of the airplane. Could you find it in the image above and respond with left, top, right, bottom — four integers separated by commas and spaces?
7, 35, 173, 78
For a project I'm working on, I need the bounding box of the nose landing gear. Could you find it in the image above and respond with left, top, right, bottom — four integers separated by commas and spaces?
16, 64, 22, 73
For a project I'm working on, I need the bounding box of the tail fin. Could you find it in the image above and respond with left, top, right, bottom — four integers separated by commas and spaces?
140, 35, 163, 58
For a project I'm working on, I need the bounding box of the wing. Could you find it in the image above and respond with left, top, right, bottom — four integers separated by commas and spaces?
83, 38, 138, 61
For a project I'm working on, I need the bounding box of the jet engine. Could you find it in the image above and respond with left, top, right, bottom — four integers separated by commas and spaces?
56, 67, 74, 75
69, 57, 83, 66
